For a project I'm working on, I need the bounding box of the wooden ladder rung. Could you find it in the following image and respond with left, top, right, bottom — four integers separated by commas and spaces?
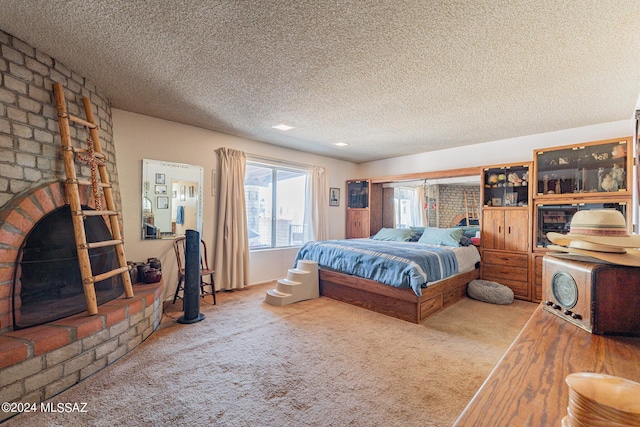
93, 266, 131, 283
82, 239, 123, 250
73, 147, 106, 159
76, 179, 111, 188
80, 209, 119, 217
67, 113, 98, 129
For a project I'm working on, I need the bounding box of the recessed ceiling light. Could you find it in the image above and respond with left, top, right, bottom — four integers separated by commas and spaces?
272, 123, 294, 131
334, 142, 348, 147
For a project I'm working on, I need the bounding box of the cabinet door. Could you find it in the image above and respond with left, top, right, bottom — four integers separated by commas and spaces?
504, 210, 529, 252
346, 210, 369, 238
482, 209, 505, 250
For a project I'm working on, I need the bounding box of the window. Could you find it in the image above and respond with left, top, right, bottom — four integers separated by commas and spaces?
245, 161, 309, 250
394, 187, 424, 228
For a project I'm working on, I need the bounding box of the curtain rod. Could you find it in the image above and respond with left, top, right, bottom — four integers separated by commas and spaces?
246, 153, 318, 170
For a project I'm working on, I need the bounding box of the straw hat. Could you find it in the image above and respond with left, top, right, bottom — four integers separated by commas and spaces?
546, 209, 640, 267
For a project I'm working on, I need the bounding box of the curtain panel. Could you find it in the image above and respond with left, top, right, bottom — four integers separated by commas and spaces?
305, 166, 329, 241
214, 147, 249, 290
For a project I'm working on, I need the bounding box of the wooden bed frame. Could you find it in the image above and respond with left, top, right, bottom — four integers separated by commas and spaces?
319, 265, 480, 324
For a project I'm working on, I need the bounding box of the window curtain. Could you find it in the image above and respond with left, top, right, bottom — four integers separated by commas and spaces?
394, 186, 425, 228
414, 186, 427, 227
304, 166, 328, 241
214, 147, 249, 290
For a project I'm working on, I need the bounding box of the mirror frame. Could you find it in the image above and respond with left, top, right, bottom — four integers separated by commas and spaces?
370, 166, 481, 184
141, 159, 204, 240
372, 166, 482, 229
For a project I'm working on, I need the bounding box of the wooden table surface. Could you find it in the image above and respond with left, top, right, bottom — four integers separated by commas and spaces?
454, 305, 640, 426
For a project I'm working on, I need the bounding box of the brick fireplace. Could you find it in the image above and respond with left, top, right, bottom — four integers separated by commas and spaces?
0, 183, 164, 424
0, 30, 164, 421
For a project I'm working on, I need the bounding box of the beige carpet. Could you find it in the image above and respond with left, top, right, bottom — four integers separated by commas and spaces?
4, 283, 536, 427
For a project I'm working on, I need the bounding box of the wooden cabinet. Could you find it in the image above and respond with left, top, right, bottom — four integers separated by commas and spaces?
482, 208, 529, 252
529, 136, 633, 304
480, 162, 532, 300
346, 209, 370, 238
345, 179, 382, 238
481, 208, 531, 299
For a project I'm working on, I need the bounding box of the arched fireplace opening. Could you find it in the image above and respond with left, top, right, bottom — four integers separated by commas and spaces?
12, 204, 124, 329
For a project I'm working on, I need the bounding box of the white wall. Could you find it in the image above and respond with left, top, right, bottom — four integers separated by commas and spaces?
356, 120, 634, 177
113, 109, 358, 299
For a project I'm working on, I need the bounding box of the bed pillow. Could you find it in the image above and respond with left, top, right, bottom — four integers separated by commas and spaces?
417, 227, 465, 247
371, 228, 417, 242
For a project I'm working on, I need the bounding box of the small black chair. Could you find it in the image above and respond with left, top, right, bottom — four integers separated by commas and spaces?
172, 237, 216, 304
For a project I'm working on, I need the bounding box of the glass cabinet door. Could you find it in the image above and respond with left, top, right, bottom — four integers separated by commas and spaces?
535, 202, 628, 248
482, 164, 530, 207
535, 139, 629, 197
347, 180, 369, 209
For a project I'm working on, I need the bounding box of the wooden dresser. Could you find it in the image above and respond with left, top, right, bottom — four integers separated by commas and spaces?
453, 305, 640, 426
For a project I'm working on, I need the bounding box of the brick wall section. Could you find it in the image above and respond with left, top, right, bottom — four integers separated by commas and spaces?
0, 29, 121, 212
438, 185, 480, 227
0, 281, 163, 423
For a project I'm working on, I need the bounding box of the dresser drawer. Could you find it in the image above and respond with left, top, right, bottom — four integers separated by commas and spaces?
483, 250, 528, 268
482, 265, 529, 298
483, 265, 528, 283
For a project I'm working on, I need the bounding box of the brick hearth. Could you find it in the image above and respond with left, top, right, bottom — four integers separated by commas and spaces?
0, 281, 163, 423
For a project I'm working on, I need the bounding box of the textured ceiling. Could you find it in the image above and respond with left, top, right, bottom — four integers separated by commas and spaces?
1, 1, 640, 163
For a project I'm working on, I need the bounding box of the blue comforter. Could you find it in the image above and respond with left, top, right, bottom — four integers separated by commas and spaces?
294, 239, 459, 297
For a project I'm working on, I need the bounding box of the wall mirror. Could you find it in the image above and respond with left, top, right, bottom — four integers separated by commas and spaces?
141, 159, 204, 240
373, 167, 481, 242
381, 175, 481, 229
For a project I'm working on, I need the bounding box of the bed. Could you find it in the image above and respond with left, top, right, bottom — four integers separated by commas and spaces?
294, 227, 481, 323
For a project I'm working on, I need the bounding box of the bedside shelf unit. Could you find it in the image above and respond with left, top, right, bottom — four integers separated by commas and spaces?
480, 162, 533, 301
345, 179, 382, 238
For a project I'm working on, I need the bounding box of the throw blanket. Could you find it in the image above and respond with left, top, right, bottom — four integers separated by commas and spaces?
294, 239, 459, 297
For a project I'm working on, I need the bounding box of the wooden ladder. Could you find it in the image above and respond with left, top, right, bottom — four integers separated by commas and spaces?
53, 82, 134, 315
464, 189, 479, 226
